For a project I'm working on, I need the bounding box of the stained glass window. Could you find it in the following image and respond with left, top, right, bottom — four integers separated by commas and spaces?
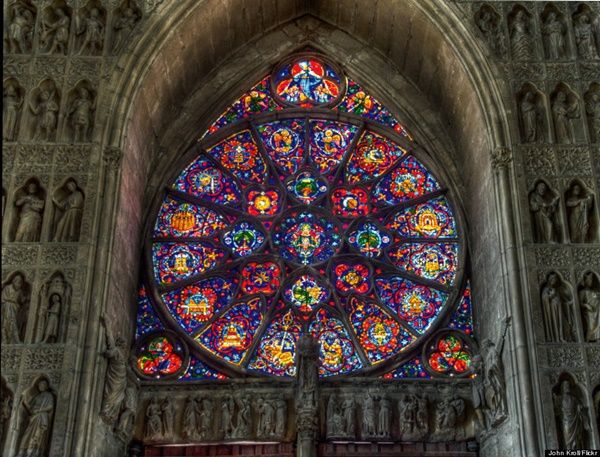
135, 53, 472, 379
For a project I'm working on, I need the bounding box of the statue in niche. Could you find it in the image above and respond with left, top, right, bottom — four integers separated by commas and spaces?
116, 384, 138, 439
1, 382, 13, 450
542, 273, 575, 342
53, 179, 84, 242
274, 399, 286, 437
161, 397, 175, 439
199, 398, 212, 439
471, 354, 487, 430
144, 398, 162, 440
68, 87, 95, 143
579, 272, 600, 342
221, 396, 234, 438
3, 82, 23, 141
99, 316, 127, 423
16, 378, 55, 457
326, 395, 343, 438
341, 396, 356, 438
586, 93, 600, 142
232, 394, 251, 438
542, 12, 566, 60
40, 8, 70, 54
509, 9, 532, 60
552, 90, 580, 144
398, 394, 428, 441
361, 393, 376, 438
482, 317, 511, 427
76, 8, 104, 55
6, 4, 34, 53
35, 273, 70, 344
529, 181, 560, 243
565, 183, 594, 243
30, 88, 59, 141
182, 396, 199, 439
1, 272, 30, 344
257, 397, 275, 437
519, 91, 543, 143
14, 181, 45, 242
39, 293, 61, 343
476, 8, 506, 57
554, 380, 589, 449
432, 397, 465, 442
574, 14, 599, 60
377, 396, 391, 438
112, 5, 140, 53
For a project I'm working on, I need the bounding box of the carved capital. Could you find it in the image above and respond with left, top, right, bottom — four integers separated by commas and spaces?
103, 146, 123, 171
491, 147, 512, 170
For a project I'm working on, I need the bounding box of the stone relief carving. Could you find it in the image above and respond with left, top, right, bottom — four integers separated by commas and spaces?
116, 383, 138, 440
221, 396, 234, 439
74, 3, 105, 56
29, 80, 60, 142
1, 378, 13, 452
256, 397, 275, 438
5, 1, 36, 54
1, 271, 31, 344
551, 86, 582, 144
573, 6, 599, 60
431, 396, 466, 442
295, 335, 319, 457
475, 4, 506, 58
585, 85, 600, 143
144, 397, 162, 440
99, 316, 127, 424
199, 398, 213, 440
541, 7, 568, 60
340, 396, 356, 439
66, 82, 96, 143
40, 5, 72, 55
182, 396, 199, 440
361, 392, 376, 439
523, 146, 556, 175
508, 6, 533, 61
398, 394, 428, 441
3, 78, 25, 141
112, 1, 142, 53
377, 395, 391, 439
34, 271, 71, 344
518, 86, 546, 143
565, 180, 595, 243
52, 178, 84, 242
541, 272, 576, 342
529, 179, 561, 243
13, 178, 46, 242
161, 397, 175, 440
579, 271, 600, 342
326, 394, 343, 438
275, 398, 287, 438
554, 377, 590, 450
555, 147, 593, 176
231, 394, 251, 439
16, 377, 55, 457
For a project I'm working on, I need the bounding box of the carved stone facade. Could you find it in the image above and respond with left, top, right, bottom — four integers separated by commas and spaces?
2, 1, 600, 456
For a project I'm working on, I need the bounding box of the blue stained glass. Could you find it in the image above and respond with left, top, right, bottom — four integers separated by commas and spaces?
382, 356, 430, 379
179, 354, 229, 380
135, 285, 164, 339
448, 281, 474, 336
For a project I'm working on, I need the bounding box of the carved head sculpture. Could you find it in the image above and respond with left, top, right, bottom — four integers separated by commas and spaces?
40, 90, 50, 102
66, 180, 77, 192
49, 293, 61, 306
55, 8, 65, 19
524, 91, 534, 102
115, 336, 125, 348
560, 380, 571, 395
584, 272, 595, 288
27, 182, 38, 195
571, 184, 582, 196
515, 10, 525, 22
547, 272, 559, 287
78, 88, 90, 100
579, 14, 590, 25
38, 379, 49, 392
5, 85, 17, 97
90, 8, 99, 18
547, 12, 556, 23
535, 181, 547, 196
12, 273, 24, 290
556, 91, 567, 103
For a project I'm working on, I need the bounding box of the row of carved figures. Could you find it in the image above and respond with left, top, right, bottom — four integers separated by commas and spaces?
518, 82, 600, 144
529, 179, 597, 244
3, 177, 85, 243
144, 395, 288, 442
3, 78, 96, 143
475, 3, 600, 61
1, 271, 71, 345
4, 0, 141, 56
540, 270, 600, 343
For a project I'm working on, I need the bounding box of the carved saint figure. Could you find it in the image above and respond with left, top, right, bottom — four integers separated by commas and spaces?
326, 395, 343, 437
542, 12, 566, 59
117, 385, 137, 438
398, 394, 428, 440
361, 393, 376, 438
586, 93, 600, 142
30, 88, 59, 141
16, 379, 55, 457
199, 398, 212, 438
565, 184, 593, 243
41, 8, 70, 54
77, 8, 104, 55
477, 8, 505, 57
257, 397, 275, 437
274, 399, 286, 437
69, 88, 95, 143
529, 181, 559, 243
555, 380, 587, 449
112, 7, 139, 53
182, 396, 199, 439
7, 5, 34, 53
53, 180, 84, 242
579, 272, 600, 342
221, 397, 234, 438
1, 273, 29, 344
233, 395, 251, 438
161, 397, 175, 439
341, 397, 356, 438
377, 396, 391, 438
481, 317, 511, 427
144, 398, 162, 440
15, 181, 45, 242
433, 397, 465, 441
519, 91, 542, 143
3, 83, 23, 141
510, 10, 532, 60
41, 293, 61, 343
552, 90, 580, 144
99, 317, 127, 423
574, 14, 599, 60
542, 273, 573, 342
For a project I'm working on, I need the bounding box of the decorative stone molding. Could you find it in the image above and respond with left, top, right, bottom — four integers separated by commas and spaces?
573, 247, 600, 268
546, 64, 579, 82
40, 246, 78, 265
587, 346, 600, 369
67, 58, 102, 86
555, 147, 593, 176
579, 63, 600, 81
491, 147, 512, 169
33, 57, 68, 84
1, 246, 39, 265
24, 346, 65, 370
14, 145, 54, 172
54, 144, 94, 171
512, 63, 545, 81
523, 146, 556, 176
103, 145, 122, 171
534, 247, 571, 268
544, 345, 585, 369
0, 347, 22, 372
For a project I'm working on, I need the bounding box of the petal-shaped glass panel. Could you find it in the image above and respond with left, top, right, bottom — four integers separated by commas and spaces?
152, 242, 226, 285
222, 220, 267, 258
257, 119, 305, 174
206, 130, 267, 184
386, 195, 457, 239
387, 242, 458, 286
153, 196, 229, 238
308, 120, 359, 174
345, 131, 406, 184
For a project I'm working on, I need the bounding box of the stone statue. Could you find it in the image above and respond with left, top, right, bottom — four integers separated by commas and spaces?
482, 317, 511, 426
542, 12, 566, 60
257, 397, 275, 438
99, 316, 127, 423
199, 398, 212, 439
519, 91, 542, 143
361, 393, 376, 438
40, 293, 61, 343
509, 9, 532, 60
221, 396, 234, 438
3, 82, 23, 141
16, 379, 55, 457
471, 354, 487, 429
232, 394, 251, 438
14, 181, 45, 242
296, 335, 319, 410
1, 382, 13, 450
552, 90, 580, 144
579, 272, 600, 342
586, 93, 600, 142
117, 385, 138, 439
112, 6, 139, 53
41, 8, 70, 54
35, 273, 70, 344
398, 394, 428, 441
295, 335, 320, 457
161, 397, 175, 439
53, 180, 84, 242
433, 397, 465, 442
30, 88, 59, 141
554, 380, 588, 449
476, 8, 506, 57
182, 396, 199, 439
377, 396, 391, 438
326, 394, 343, 438
542, 273, 574, 342
77, 8, 104, 55
6, 4, 34, 53
529, 181, 559, 243
574, 14, 599, 60
341, 396, 356, 438
1, 273, 29, 344
68, 88, 95, 143
274, 399, 286, 437
565, 183, 593, 243
144, 398, 162, 440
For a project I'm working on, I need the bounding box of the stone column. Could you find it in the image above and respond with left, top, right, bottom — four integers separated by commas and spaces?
295, 335, 320, 457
